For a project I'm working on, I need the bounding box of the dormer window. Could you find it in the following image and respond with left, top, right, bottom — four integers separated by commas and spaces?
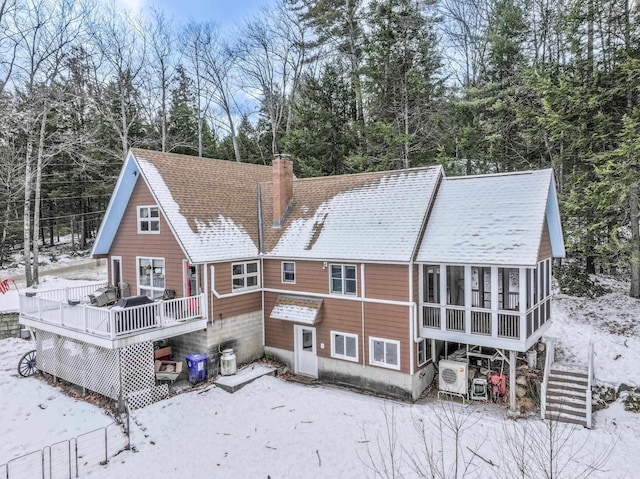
138, 206, 160, 234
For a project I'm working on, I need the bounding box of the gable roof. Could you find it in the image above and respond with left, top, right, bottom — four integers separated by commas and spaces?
416, 169, 565, 266
93, 149, 272, 263
262, 166, 443, 262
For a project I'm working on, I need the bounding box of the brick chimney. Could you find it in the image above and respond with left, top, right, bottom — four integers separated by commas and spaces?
273, 154, 293, 227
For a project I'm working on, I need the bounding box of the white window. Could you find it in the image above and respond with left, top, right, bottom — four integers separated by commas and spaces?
282, 261, 295, 283
232, 261, 259, 291
138, 206, 160, 233
330, 264, 356, 295
417, 339, 431, 366
138, 257, 165, 298
369, 337, 400, 370
331, 331, 358, 362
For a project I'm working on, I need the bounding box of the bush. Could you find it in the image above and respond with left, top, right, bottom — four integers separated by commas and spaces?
555, 264, 609, 298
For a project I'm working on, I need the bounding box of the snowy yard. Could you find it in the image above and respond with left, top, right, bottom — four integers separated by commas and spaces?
2, 258, 640, 477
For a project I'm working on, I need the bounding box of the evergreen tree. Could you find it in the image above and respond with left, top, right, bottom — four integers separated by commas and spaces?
363, 0, 443, 169
283, 66, 357, 177
167, 65, 201, 155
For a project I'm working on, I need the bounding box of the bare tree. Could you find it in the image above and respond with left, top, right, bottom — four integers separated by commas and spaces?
236, 0, 309, 156
361, 401, 482, 479
181, 22, 216, 158
0, 0, 19, 95
141, 8, 176, 152
361, 403, 405, 479
499, 418, 615, 479
14, 0, 89, 285
89, 3, 146, 160
193, 22, 242, 161
437, 0, 492, 88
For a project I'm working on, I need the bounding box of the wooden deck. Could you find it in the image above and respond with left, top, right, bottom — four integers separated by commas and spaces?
18, 284, 208, 349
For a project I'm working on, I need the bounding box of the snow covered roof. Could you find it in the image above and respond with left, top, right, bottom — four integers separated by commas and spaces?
270, 295, 323, 325
262, 166, 443, 262
94, 149, 273, 263
416, 169, 565, 266
94, 149, 563, 267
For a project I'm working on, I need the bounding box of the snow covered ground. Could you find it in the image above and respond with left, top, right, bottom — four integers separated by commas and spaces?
1, 258, 640, 477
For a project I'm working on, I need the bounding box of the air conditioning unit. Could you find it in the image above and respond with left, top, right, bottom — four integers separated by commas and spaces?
439, 359, 469, 396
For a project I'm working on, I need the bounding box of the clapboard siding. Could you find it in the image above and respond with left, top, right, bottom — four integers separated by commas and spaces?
265, 289, 411, 374
364, 303, 411, 374
109, 178, 186, 295
209, 260, 261, 319
213, 291, 262, 319
364, 263, 409, 301
264, 291, 294, 350
538, 220, 552, 261
264, 259, 413, 302
263, 259, 358, 295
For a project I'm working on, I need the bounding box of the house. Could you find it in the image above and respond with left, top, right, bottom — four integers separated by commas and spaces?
19, 148, 564, 408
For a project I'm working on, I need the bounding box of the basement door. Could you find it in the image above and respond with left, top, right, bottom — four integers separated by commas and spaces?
294, 325, 317, 378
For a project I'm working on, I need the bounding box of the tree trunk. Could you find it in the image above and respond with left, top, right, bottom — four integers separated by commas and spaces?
120, 87, 129, 159
22, 138, 34, 287
630, 182, 640, 298
32, 106, 50, 286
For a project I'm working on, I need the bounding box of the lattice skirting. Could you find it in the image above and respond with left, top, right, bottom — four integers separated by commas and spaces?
34, 330, 162, 406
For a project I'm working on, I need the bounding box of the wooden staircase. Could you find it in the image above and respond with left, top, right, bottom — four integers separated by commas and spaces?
541, 340, 593, 429
544, 365, 590, 427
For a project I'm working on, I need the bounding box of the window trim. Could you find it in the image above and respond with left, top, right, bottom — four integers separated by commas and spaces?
231, 261, 260, 291
136, 256, 166, 299
330, 331, 359, 362
137, 205, 160, 234
281, 261, 296, 284
417, 338, 431, 367
369, 336, 401, 370
329, 264, 357, 295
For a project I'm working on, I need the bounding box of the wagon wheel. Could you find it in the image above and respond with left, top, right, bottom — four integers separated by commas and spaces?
18, 349, 37, 377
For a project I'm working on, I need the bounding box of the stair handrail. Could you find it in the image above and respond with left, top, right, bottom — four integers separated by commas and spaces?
586, 342, 594, 429
540, 337, 556, 420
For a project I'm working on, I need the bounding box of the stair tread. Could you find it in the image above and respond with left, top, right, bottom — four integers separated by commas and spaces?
546, 391, 587, 401
546, 395, 587, 407
546, 401, 587, 414
545, 412, 588, 427
550, 363, 588, 374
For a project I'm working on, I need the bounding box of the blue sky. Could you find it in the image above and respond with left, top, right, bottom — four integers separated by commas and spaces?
114, 0, 273, 30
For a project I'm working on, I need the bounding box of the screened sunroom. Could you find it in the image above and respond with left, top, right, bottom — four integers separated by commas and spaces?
414, 168, 565, 352
419, 259, 552, 351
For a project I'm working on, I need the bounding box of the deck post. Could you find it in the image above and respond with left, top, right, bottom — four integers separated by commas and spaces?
509, 349, 516, 413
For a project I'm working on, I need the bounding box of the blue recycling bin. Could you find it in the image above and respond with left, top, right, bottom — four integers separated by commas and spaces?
186, 354, 208, 384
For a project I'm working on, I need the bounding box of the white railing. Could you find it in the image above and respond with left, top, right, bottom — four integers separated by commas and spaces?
497, 313, 520, 338
471, 310, 491, 335
29, 283, 109, 302
445, 307, 465, 331
422, 305, 440, 328
540, 337, 556, 420
586, 342, 594, 429
19, 292, 206, 340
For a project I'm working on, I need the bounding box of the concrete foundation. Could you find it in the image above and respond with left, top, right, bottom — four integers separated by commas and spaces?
171, 310, 263, 375
265, 346, 434, 401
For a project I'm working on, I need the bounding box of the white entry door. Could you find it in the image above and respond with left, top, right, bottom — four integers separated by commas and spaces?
294, 325, 317, 377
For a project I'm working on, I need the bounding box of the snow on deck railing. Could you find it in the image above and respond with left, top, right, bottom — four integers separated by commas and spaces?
586, 342, 594, 429
19, 293, 205, 340
540, 337, 556, 420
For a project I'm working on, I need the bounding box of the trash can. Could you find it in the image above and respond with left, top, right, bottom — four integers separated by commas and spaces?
186, 353, 208, 384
